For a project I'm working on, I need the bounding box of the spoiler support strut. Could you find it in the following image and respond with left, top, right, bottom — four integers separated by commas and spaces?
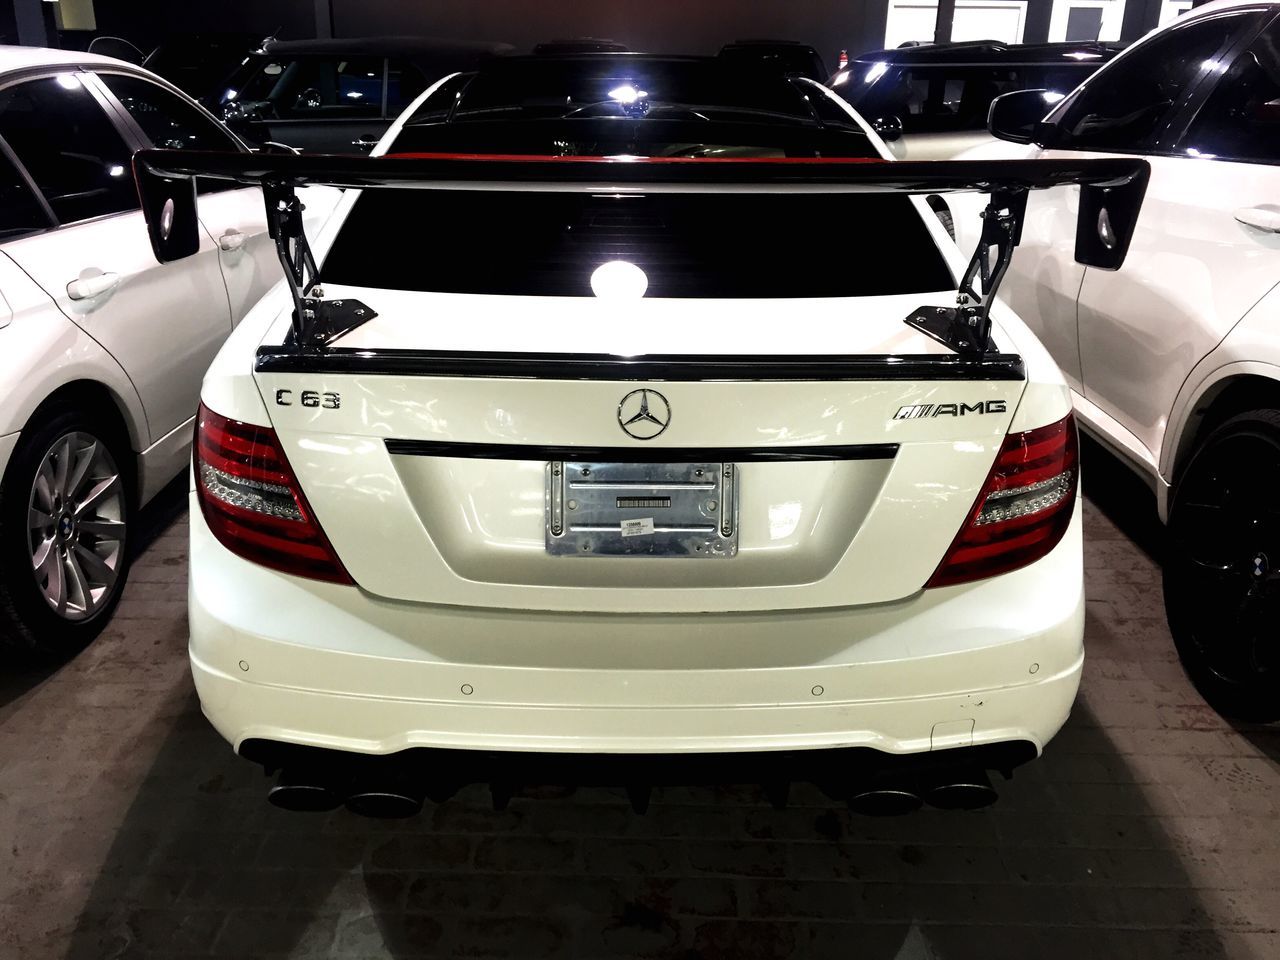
264, 181, 377, 350
906, 188, 1028, 356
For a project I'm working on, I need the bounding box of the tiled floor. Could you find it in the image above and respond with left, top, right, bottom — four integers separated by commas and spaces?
1, 442, 1277, 959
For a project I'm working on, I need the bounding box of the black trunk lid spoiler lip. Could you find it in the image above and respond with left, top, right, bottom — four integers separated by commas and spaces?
252, 346, 1027, 381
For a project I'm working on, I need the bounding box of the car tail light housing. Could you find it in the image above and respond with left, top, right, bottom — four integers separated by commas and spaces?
927, 413, 1079, 588
194, 403, 352, 584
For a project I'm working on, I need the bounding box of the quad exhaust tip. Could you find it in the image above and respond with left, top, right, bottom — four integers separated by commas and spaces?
265, 759, 1002, 817
267, 770, 342, 812
345, 785, 424, 819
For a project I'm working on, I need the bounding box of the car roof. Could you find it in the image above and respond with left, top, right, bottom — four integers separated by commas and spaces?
259, 36, 515, 58
850, 39, 1125, 65
0, 44, 135, 73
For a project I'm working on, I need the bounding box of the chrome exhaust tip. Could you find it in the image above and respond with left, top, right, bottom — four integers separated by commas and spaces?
345, 785, 424, 819
847, 786, 923, 817
267, 770, 342, 812
925, 769, 998, 810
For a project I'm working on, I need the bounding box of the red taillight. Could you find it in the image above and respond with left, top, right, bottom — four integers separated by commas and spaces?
194, 403, 353, 584
926, 413, 1079, 588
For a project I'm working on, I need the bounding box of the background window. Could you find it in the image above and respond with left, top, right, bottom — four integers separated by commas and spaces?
0, 144, 51, 241
98, 73, 240, 152
1180, 24, 1280, 163
1052, 12, 1256, 152
386, 60, 429, 115
243, 56, 385, 120
0, 75, 137, 224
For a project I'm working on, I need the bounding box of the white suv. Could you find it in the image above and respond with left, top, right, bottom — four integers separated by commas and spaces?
0, 47, 337, 655
957, 0, 1280, 719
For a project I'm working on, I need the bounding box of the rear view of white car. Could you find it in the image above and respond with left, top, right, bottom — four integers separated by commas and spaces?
0, 46, 339, 657
136, 57, 1149, 815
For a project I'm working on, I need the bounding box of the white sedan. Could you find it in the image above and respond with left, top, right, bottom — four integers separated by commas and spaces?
137, 56, 1148, 815
957, 0, 1280, 720
0, 46, 339, 655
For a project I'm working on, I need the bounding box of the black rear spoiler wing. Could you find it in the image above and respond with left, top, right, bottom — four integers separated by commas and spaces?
133, 150, 1149, 357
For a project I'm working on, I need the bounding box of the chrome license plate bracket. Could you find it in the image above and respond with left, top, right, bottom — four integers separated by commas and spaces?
546, 461, 738, 558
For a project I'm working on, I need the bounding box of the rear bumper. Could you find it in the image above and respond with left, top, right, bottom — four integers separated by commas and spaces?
189, 495, 1084, 758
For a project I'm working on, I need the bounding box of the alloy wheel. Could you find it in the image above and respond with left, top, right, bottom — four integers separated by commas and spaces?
25, 431, 127, 622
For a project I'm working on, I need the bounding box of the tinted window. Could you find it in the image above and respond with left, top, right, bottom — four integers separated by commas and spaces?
386, 60, 429, 115
0, 144, 51, 241
98, 73, 239, 151
233, 56, 384, 119
836, 63, 1095, 134
0, 75, 137, 224
1181, 21, 1280, 163
1053, 12, 1255, 152
452, 59, 814, 123
388, 117, 875, 159
323, 191, 951, 297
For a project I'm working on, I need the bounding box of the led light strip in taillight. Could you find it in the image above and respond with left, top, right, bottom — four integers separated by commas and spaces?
927, 413, 1079, 588
194, 403, 352, 584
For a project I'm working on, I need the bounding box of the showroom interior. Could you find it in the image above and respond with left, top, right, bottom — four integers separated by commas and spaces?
1, 0, 1278, 957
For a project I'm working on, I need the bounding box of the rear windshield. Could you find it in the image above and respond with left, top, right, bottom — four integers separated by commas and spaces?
321, 190, 952, 298
444, 59, 816, 124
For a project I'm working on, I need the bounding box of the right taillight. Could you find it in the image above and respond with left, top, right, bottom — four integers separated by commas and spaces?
927, 413, 1079, 588
194, 403, 352, 584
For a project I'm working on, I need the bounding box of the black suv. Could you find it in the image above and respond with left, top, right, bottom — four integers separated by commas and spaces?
216, 36, 514, 152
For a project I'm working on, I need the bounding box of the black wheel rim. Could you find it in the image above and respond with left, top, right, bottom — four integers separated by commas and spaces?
1169, 429, 1280, 689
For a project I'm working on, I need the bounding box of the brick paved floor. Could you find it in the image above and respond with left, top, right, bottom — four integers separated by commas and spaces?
1, 441, 1277, 959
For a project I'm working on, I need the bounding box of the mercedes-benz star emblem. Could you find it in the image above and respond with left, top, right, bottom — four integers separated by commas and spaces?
617, 388, 671, 440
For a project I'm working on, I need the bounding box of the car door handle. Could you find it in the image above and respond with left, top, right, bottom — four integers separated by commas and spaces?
351, 138, 378, 151
66, 271, 120, 301
218, 229, 246, 252
1234, 205, 1280, 233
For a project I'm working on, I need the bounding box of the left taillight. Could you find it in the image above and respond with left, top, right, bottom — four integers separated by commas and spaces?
926, 413, 1079, 588
194, 403, 353, 584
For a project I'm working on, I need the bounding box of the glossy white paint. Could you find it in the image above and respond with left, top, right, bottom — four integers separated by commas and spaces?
954, 0, 1280, 519
0, 51, 340, 510
190, 498, 1083, 755
185, 64, 1087, 759
0, 251, 146, 450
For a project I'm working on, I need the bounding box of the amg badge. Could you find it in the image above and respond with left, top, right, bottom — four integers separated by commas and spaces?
894, 400, 1007, 420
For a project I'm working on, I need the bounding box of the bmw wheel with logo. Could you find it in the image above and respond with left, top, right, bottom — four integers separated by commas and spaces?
0, 406, 132, 659
1164, 409, 1280, 721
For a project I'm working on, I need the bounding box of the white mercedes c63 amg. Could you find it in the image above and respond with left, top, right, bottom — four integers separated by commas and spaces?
136, 56, 1148, 816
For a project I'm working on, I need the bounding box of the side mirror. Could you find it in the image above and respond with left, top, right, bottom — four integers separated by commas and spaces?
988, 90, 1061, 145
871, 115, 903, 142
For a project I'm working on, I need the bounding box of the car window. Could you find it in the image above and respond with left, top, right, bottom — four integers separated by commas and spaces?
235, 56, 385, 120
838, 64, 1048, 134
97, 73, 240, 151
1051, 11, 1259, 152
386, 60, 429, 116
0, 143, 52, 241
0, 75, 138, 224
1180, 19, 1280, 163
323, 190, 952, 298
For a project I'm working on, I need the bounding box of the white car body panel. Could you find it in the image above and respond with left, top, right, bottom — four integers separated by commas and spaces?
0, 49, 340, 510
189, 499, 1083, 755
3, 203, 233, 445
0, 250, 147, 462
